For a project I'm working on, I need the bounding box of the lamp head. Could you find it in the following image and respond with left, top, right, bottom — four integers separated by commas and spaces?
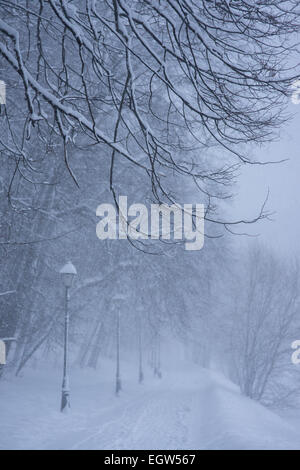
60, 261, 77, 288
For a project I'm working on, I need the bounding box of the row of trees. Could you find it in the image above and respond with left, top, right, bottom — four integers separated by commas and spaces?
198, 244, 300, 408
0, 1, 300, 407
3, 233, 300, 409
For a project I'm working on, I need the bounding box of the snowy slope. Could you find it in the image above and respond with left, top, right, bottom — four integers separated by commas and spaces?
0, 362, 299, 450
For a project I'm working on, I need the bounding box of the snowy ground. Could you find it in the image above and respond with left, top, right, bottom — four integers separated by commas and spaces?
0, 361, 300, 450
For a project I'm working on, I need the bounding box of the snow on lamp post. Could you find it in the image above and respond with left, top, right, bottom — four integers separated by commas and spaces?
114, 294, 125, 396
153, 332, 162, 379
59, 261, 77, 412
138, 312, 144, 384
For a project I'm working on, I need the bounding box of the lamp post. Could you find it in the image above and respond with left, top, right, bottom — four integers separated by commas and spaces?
138, 314, 144, 384
114, 294, 124, 396
157, 333, 162, 379
153, 332, 162, 379
59, 261, 77, 412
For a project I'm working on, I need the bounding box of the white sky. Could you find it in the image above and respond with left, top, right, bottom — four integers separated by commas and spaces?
231, 100, 300, 256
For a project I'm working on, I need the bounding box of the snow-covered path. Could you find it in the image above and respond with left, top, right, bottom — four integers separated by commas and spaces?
67, 387, 191, 450
0, 363, 300, 450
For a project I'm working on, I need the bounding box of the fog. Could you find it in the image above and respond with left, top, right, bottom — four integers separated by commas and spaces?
1, 0, 300, 451
232, 107, 300, 256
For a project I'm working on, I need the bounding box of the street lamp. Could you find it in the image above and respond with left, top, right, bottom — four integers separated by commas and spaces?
156, 334, 162, 379
59, 261, 77, 412
113, 294, 125, 396
153, 332, 162, 379
138, 313, 144, 384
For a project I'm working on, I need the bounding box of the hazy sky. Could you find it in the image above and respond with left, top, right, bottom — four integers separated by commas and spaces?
232, 100, 300, 256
